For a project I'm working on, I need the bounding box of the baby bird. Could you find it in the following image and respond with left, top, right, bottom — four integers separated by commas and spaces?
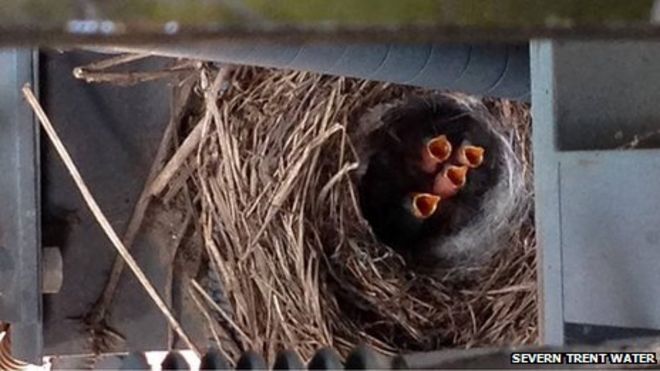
420, 135, 452, 173
433, 165, 468, 199
454, 141, 486, 168
408, 193, 442, 219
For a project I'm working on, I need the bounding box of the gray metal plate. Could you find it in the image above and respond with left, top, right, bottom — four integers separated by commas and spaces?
532, 40, 660, 344
555, 41, 660, 151
560, 150, 660, 330
564, 322, 660, 345
40, 50, 174, 355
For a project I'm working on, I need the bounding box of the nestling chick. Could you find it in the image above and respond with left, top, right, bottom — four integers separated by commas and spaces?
454, 141, 486, 168
433, 165, 468, 199
420, 135, 452, 173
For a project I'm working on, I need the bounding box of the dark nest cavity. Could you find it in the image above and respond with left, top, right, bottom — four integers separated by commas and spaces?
355, 94, 528, 274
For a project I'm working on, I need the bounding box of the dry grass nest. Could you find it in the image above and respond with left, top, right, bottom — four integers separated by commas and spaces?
180, 66, 537, 362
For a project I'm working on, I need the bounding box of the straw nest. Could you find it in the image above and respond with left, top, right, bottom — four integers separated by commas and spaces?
182, 66, 536, 362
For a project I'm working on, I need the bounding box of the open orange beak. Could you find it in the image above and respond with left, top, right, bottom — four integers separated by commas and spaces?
410, 193, 441, 219
455, 143, 485, 168
433, 165, 468, 199
420, 135, 452, 173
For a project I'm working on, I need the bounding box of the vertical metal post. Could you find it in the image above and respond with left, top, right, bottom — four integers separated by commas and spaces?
0, 48, 42, 364
530, 40, 565, 345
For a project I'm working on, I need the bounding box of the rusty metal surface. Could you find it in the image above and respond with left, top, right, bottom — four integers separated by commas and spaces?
2, 0, 660, 45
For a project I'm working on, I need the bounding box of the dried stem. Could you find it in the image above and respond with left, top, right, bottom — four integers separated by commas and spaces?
86, 78, 195, 327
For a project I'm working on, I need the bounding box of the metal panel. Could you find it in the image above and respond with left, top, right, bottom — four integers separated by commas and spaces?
0, 48, 42, 364
560, 150, 660, 330
110, 42, 530, 99
564, 323, 660, 345
40, 51, 175, 356
554, 41, 660, 151
532, 40, 660, 345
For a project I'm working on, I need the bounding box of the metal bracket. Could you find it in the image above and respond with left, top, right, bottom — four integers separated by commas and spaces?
0, 48, 42, 364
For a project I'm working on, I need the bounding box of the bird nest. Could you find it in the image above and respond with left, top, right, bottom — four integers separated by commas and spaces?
185, 66, 537, 362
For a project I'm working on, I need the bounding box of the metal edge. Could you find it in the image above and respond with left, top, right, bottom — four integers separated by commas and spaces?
0, 48, 42, 365
530, 40, 565, 345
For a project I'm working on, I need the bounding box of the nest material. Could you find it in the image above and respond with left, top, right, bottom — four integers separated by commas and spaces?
188, 66, 537, 362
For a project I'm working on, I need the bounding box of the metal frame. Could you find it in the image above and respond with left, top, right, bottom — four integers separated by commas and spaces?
0, 49, 42, 364
531, 39, 660, 345
530, 40, 564, 345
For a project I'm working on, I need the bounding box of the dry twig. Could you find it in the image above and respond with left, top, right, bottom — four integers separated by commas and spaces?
149, 67, 234, 197
73, 53, 199, 86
